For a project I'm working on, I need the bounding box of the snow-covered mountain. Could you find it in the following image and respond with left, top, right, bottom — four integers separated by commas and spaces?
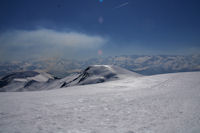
60, 65, 141, 87
0, 65, 141, 92
0, 69, 200, 133
0, 71, 55, 92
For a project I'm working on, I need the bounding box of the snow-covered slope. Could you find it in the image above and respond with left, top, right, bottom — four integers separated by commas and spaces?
60, 65, 141, 87
0, 71, 55, 92
0, 71, 200, 133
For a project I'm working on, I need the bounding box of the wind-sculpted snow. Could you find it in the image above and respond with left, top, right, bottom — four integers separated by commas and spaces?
0, 71, 200, 133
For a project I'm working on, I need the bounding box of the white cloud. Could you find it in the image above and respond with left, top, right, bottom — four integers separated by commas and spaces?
0, 29, 107, 48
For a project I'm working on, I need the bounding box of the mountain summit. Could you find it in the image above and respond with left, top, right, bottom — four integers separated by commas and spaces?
61, 65, 141, 87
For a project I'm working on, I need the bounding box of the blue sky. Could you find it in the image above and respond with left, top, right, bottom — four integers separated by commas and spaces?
0, 0, 200, 60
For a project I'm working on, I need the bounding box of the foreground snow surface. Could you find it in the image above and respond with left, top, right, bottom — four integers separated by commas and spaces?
0, 72, 200, 133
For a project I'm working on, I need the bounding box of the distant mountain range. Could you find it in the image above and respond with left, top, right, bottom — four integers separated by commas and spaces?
1, 54, 200, 78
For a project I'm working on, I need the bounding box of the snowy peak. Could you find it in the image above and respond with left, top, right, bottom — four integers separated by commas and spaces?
0, 71, 54, 91
61, 65, 141, 87
76, 65, 119, 85
81, 65, 141, 78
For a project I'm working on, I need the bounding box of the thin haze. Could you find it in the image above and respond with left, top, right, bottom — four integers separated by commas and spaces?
0, 0, 200, 61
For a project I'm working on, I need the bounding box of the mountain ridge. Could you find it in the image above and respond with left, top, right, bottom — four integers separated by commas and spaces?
1, 55, 200, 78
0, 65, 141, 92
